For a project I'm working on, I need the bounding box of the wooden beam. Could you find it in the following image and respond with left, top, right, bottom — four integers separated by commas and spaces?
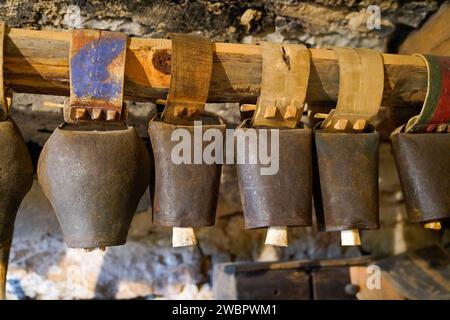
4, 27, 428, 108
400, 3, 450, 56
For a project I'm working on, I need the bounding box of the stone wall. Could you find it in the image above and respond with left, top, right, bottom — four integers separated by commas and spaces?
0, 0, 443, 49
1, 0, 449, 299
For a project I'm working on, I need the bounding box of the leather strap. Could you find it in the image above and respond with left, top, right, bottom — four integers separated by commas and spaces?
0, 21, 9, 121
320, 48, 384, 131
161, 34, 213, 125
405, 54, 450, 133
252, 42, 310, 128
65, 29, 127, 123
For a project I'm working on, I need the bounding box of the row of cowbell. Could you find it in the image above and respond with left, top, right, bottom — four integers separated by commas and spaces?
2, 110, 448, 254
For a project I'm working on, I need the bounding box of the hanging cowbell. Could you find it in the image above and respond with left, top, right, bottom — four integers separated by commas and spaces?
236, 42, 312, 247
313, 48, 384, 246
391, 54, 450, 230
148, 34, 225, 247
38, 30, 150, 250
0, 21, 33, 300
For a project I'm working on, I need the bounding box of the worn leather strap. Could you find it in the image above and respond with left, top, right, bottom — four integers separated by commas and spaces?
161, 34, 213, 125
321, 48, 384, 130
405, 54, 450, 133
0, 21, 9, 121
252, 42, 310, 128
65, 29, 127, 123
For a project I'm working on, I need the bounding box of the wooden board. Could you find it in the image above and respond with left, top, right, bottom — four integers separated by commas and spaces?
376, 245, 450, 300
400, 3, 450, 55
312, 267, 356, 300
213, 256, 372, 300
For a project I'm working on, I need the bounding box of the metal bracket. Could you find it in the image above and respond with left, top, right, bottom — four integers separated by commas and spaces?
251, 42, 310, 129
65, 29, 128, 124
161, 33, 213, 125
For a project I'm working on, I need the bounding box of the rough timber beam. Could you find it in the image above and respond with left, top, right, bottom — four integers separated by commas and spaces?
4, 27, 429, 108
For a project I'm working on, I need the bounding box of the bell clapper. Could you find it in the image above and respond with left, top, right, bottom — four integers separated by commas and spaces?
265, 226, 288, 247
172, 227, 197, 247
424, 221, 442, 230
240, 104, 256, 112
341, 229, 361, 246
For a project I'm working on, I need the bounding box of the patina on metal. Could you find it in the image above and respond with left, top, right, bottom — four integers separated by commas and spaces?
313, 125, 380, 232
0, 21, 33, 300
38, 123, 150, 248
237, 122, 312, 229
236, 42, 312, 247
390, 55, 450, 226
149, 113, 225, 227
0, 120, 33, 299
148, 34, 222, 247
391, 130, 450, 224
38, 29, 151, 249
313, 48, 383, 245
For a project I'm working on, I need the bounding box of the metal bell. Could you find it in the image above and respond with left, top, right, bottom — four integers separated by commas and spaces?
237, 126, 312, 230
390, 54, 450, 228
37, 123, 150, 249
313, 126, 380, 233
391, 131, 450, 225
0, 119, 33, 299
148, 114, 225, 229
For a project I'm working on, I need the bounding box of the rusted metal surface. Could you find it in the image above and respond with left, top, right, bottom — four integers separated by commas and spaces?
66, 29, 128, 123
148, 113, 225, 227
391, 131, 450, 223
236, 42, 311, 236
37, 124, 150, 248
237, 127, 312, 229
0, 119, 33, 299
313, 127, 380, 231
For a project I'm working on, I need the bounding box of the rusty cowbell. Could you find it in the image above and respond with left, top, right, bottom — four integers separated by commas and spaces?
313, 48, 384, 246
38, 30, 150, 250
0, 120, 33, 300
148, 34, 224, 247
391, 55, 450, 230
236, 42, 313, 247
0, 21, 33, 300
